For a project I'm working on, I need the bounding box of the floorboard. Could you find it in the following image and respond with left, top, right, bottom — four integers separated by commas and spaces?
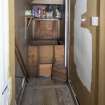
21, 78, 75, 105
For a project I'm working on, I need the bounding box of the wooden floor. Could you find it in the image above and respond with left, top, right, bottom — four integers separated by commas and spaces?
21, 78, 75, 105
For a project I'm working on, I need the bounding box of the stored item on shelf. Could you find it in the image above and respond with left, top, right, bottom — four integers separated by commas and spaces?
46, 11, 53, 18
32, 5, 63, 18
46, 5, 53, 18
55, 8, 61, 18
37, 8, 41, 17
32, 5, 47, 17
42, 9, 46, 18
25, 10, 32, 16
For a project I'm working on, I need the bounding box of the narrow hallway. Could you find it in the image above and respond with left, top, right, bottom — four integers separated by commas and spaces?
21, 78, 75, 105
14, 0, 99, 105
0, 0, 103, 105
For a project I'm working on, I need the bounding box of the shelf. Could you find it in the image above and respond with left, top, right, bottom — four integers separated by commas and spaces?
31, 0, 64, 5
29, 40, 64, 46
33, 18, 62, 21
25, 16, 63, 21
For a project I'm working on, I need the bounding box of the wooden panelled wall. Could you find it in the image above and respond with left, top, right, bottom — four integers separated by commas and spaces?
27, 45, 66, 81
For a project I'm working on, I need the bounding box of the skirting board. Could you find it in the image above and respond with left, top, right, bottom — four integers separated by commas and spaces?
17, 78, 26, 105
67, 80, 79, 105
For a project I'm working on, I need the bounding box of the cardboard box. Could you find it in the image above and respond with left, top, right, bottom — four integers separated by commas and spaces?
55, 45, 64, 64
39, 46, 53, 63
28, 46, 38, 66
39, 64, 52, 78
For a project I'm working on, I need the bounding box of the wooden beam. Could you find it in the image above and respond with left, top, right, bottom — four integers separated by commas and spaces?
15, 42, 29, 82
98, 0, 105, 105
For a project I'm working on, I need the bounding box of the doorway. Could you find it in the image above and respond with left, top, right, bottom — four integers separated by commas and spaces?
15, 0, 72, 105
7, 0, 101, 105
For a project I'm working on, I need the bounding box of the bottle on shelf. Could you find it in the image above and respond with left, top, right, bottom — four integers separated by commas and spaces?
31, 5, 63, 19
25, 8, 32, 16
42, 9, 46, 18
46, 5, 53, 18
55, 8, 61, 18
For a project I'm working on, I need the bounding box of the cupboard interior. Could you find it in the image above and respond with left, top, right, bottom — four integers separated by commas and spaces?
25, 1, 66, 81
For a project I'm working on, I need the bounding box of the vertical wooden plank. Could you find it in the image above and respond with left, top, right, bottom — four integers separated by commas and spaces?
9, 0, 15, 104
28, 46, 38, 76
98, 0, 105, 105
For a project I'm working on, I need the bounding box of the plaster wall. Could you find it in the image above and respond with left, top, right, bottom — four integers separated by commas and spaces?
15, 0, 31, 103
15, 0, 30, 63
74, 0, 92, 91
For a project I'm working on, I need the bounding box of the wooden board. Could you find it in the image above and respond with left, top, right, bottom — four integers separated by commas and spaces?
28, 46, 38, 77
98, 0, 105, 105
27, 65, 38, 77
32, 20, 60, 40
21, 79, 75, 105
54, 45, 64, 64
32, 0, 64, 4
39, 45, 53, 63
28, 46, 38, 66
39, 64, 52, 78
52, 64, 67, 81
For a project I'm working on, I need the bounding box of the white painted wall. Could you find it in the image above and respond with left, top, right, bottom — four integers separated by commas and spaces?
74, 0, 92, 91
0, 0, 11, 105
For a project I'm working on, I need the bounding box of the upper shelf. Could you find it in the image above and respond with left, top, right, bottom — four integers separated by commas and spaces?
25, 16, 63, 20
31, 0, 64, 5
32, 18, 61, 21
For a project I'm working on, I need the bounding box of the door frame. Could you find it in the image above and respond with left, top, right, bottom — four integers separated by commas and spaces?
98, 0, 105, 105
8, 0, 105, 105
65, 0, 71, 80
9, 0, 15, 105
